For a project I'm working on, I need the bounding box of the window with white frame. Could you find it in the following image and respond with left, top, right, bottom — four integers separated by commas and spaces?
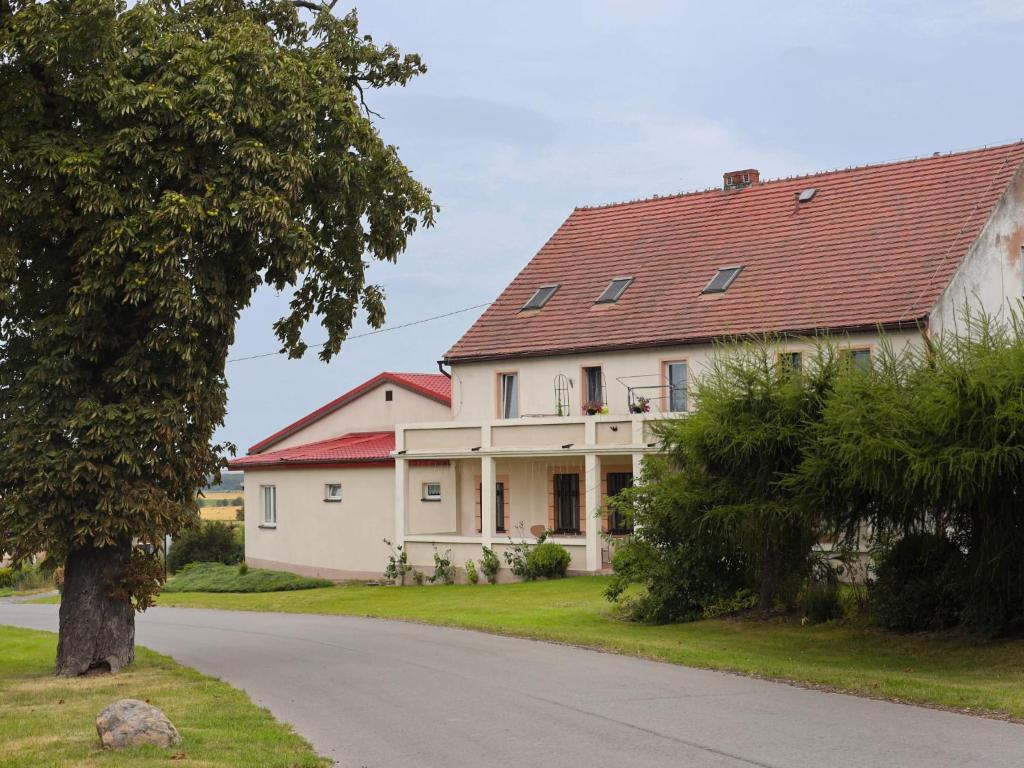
261, 485, 277, 526
499, 372, 518, 418
666, 361, 688, 412
422, 482, 442, 501
324, 483, 342, 502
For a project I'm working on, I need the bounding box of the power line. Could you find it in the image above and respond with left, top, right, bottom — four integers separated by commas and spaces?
226, 302, 492, 364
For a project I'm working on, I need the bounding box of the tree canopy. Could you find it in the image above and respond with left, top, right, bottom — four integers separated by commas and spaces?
0, 0, 433, 673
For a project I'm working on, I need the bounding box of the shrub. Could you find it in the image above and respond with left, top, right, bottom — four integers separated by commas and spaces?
412, 569, 425, 586
382, 538, 411, 585
167, 522, 243, 573
480, 547, 500, 584
526, 542, 571, 579
0, 566, 13, 589
238, 562, 249, 576
800, 581, 844, 624
870, 532, 965, 632
429, 548, 454, 584
464, 559, 479, 584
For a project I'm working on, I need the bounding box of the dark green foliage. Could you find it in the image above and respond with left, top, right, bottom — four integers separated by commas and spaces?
167, 522, 243, 573
480, 547, 500, 584
163, 562, 331, 593
607, 339, 835, 622
525, 541, 571, 579
800, 581, 844, 625
428, 547, 454, 584
0, 567, 13, 589
0, 0, 432, 666
870, 533, 965, 632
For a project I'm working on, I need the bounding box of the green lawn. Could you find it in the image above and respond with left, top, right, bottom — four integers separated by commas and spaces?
0, 625, 327, 768
153, 576, 1024, 720
162, 562, 332, 593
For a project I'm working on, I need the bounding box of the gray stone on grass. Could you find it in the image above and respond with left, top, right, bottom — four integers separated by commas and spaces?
96, 698, 181, 749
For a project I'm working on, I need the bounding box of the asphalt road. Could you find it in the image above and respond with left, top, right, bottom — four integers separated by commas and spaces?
2, 603, 1022, 768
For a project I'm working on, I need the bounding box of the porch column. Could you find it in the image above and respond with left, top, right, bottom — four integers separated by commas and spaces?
480, 454, 496, 546
394, 456, 407, 546
585, 452, 601, 572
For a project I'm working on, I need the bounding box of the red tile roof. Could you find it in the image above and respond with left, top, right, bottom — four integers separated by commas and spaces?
446, 142, 1024, 362
229, 432, 395, 469
247, 372, 450, 454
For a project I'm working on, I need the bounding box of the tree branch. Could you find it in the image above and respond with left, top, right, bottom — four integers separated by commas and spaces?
291, 0, 340, 12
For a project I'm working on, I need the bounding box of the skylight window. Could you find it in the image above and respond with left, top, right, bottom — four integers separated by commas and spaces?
701, 266, 743, 294
595, 277, 633, 304
797, 188, 817, 203
522, 284, 559, 310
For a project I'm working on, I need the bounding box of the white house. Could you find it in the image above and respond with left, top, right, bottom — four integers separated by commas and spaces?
232, 142, 1024, 581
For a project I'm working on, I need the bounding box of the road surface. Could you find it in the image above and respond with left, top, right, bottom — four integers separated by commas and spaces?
1, 603, 1021, 767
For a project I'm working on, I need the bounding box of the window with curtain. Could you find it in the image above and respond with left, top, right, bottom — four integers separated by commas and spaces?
499, 372, 518, 418
261, 485, 277, 526
584, 366, 603, 405
666, 362, 687, 412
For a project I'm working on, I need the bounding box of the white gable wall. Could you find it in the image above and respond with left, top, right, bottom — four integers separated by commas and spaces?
265, 383, 451, 452
930, 162, 1024, 335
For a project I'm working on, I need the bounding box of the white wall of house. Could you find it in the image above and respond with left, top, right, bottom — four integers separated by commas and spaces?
931, 164, 1024, 335
243, 465, 394, 580
448, 330, 921, 423
268, 384, 451, 452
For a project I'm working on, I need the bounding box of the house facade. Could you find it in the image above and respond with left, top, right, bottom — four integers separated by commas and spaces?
233, 142, 1024, 581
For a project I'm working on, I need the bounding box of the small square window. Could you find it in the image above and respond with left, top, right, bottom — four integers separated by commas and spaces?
422, 482, 442, 501
324, 483, 342, 502
782, 351, 802, 373
385, 390, 393, 402
842, 348, 872, 371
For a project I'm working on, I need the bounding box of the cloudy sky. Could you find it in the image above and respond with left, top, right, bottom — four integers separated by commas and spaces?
218, 0, 1024, 452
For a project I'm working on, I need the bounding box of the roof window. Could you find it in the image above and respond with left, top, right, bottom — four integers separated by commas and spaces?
522, 284, 559, 310
702, 266, 743, 294
595, 277, 633, 304
797, 188, 817, 203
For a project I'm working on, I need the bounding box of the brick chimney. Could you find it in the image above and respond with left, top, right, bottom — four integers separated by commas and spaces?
723, 169, 760, 191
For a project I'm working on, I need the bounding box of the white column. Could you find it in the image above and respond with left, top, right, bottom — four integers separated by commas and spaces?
632, 452, 643, 478
480, 455, 496, 546
394, 456, 408, 546
585, 452, 601, 572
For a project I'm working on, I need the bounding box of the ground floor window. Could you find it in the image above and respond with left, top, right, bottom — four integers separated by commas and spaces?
261, 485, 277, 526
606, 471, 634, 534
553, 473, 580, 534
495, 481, 506, 533
422, 482, 442, 501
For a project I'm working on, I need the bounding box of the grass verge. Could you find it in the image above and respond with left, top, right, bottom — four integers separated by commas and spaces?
0, 625, 327, 768
153, 576, 1024, 720
163, 562, 332, 593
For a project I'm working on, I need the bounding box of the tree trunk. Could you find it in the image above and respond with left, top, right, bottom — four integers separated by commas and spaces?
55, 541, 135, 677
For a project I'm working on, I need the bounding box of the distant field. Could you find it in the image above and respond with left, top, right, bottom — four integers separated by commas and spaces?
198, 491, 243, 522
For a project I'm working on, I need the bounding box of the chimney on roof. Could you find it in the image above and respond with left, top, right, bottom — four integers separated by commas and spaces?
723, 169, 759, 191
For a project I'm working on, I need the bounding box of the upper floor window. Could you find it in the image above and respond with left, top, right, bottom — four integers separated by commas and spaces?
701, 266, 743, 294
842, 348, 872, 371
261, 485, 277, 527
595, 277, 633, 304
422, 482, 442, 501
384, 389, 393, 402
583, 366, 604, 409
665, 361, 687, 412
522, 284, 559, 310
782, 351, 802, 373
498, 372, 519, 419
324, 483, 342, 502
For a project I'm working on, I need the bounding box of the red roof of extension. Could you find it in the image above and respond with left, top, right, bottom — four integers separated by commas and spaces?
229, 431, 395, 470
445, 142, 1024, 362
247, 372, 450, 454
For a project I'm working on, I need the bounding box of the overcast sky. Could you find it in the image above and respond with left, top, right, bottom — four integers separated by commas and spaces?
218, 0, 1024, 453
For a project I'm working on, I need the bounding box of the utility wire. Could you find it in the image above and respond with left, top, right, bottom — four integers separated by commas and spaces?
226, 302, 492, 364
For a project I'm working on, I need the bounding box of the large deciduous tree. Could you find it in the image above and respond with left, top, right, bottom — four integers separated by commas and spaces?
0, 0, 433, 675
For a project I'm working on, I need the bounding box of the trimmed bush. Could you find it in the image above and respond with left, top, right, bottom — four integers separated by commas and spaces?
525, 542, 571, 579
167, 522, 243, 573
480, 547, 500, 584
164, 562, 330, 593
870, 533, 965, 632
0, 566, 13, 589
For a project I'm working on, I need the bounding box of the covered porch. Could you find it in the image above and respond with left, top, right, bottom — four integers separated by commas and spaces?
393, 415, 655, 575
